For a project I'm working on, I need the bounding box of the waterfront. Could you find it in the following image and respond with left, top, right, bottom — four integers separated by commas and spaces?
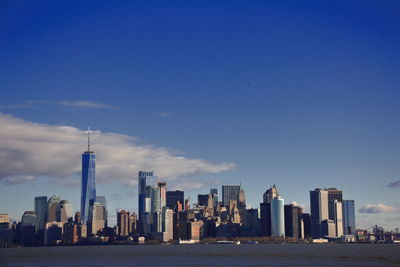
1, 244, 400, 266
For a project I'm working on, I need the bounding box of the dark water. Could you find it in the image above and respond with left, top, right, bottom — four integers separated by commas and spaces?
1, 244, 400, 267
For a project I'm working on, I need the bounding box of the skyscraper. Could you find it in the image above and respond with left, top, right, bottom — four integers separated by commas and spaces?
210, 188, 218, 208
158, 181, 167, 210
260, 185, 280, 237
150, 185, 161, 213
334, 200, 343, 237
197, 194, 209, 206
166, 190, 184, 210
343, 200, 356, 235
88, 202, 104, 235
222, 185, 240, 207
327, 188, 343, 220
238, 188, 246, 208
162, 208, 173, 242
34, 196, 47, 230
81, 129, 96, 224
96, 196, 108, 227
47, 195, 61, 222
271, 197, 285, 238
138, 171, 157, 221
260, 202, 272, 236
284, 204, 299, 239
263, 185, 278, 203
117, 210, 130, 237
310, 188, 329, 238
56, 200, 73, 223
21, 211, 37, 228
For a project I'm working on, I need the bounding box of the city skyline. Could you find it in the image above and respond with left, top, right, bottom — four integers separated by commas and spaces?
1, 1, 400, 231
0, 113, 398, 230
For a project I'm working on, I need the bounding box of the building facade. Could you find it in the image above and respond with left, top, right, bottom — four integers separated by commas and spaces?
284, 204, 299, 239
166, 190, 184, 210
88, 202, 104, 235
56, 200, 73, 223
222, 185, 240, 207
47, 195, 61, 222
310, 188, 329, 238
81, 133, 96, 224
117, 210, 130, 237
34, 196, 47, 230
138, 171, 157, 221
271, 197, 285, 238
343, 200, 356, 235
334, 200, 343, 237
263, 185, 278, 203
96, 196, 108, 227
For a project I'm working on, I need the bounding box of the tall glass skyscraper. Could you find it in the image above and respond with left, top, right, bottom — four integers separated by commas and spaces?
271, 197, 285, 238
34, 196, 47, 230
138, 171, 157, 221
343, 200, 356, 235
81, 129, 96, 224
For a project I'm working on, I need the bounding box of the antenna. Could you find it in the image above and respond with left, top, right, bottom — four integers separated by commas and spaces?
87, 127, 91, 152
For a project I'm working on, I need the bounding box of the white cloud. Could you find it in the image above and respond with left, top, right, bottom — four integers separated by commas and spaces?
358, 204, 399, 214
387, 180, 400, 188
58, 101, 118, 109
3, 175, 35, 185
0, 113, 235, 189
291, 201, 303, 208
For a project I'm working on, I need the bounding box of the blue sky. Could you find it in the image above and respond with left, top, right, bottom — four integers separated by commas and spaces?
1, 0, 399, 229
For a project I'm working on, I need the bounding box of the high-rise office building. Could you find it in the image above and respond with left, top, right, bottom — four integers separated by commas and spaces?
158, 181, 167, 209
210, 188, 218, 208
152, 211, 163, 233
47, 195, 61, 222
117, 210, 130, 237
162, 208, 173, 242
138, 171, 157, 221
129, 213, 137, 235
56, 200, 73, 223
222, 185, 240, 207
150, 185, 161, 213
197, 194, 209, 206
238, 188, 246, 208
327, 188, 343, 220
260, 202, 272, 236
81, 130, 96, 224
284, 204, 299, 239
21, 211, 38, 246
310, 188, 329, 238
343, 200, 356, 235
145, 197, 152, 213
229, 200, 241, 224
166, 190, 184, 210
334, 200, 343, 237
88, 202, 104, 235
299, 213, 311, 239
21, 211, 37, 228
263, 185, 278, 203
271, 197, 285, 238
96, 196, 108, 227
34, 196, 47, 230
321, 219, 336, 237
207, 194, 214, 209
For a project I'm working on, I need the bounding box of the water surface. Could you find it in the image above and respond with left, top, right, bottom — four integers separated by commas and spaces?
1, 244, 399, 266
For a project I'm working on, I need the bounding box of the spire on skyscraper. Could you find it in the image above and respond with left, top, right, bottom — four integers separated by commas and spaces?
87, 127, 91, 152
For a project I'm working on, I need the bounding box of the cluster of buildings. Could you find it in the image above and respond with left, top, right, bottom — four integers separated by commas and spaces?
135, 174, 358, 243
1, 133, 398, 247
